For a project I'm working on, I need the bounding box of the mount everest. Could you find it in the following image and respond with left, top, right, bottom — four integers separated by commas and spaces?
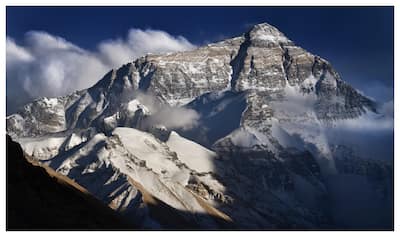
7, 23, 393, 229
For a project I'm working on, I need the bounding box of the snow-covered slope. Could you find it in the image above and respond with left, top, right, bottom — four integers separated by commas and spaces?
7, 22, 392, 229
166, 131, 217, 173
16, 126, 231, 228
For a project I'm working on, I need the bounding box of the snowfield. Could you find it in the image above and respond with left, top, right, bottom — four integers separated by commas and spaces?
166, 131, 217, 173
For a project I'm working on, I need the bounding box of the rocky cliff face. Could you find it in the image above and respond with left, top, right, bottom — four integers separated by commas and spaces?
7, 23, 392, 229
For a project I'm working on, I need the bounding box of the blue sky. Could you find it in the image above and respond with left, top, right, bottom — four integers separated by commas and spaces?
6, 6, 394, 109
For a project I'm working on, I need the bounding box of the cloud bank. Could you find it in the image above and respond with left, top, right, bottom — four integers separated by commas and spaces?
6, 29, 196, 114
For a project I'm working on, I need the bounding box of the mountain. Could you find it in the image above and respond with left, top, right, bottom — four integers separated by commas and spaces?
6, 23, 393, 229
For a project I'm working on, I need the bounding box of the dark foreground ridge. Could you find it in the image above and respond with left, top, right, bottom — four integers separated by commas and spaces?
6, 135, 135, 230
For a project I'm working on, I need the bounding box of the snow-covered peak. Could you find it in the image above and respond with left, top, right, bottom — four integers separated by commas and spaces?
248, 22, 291, 45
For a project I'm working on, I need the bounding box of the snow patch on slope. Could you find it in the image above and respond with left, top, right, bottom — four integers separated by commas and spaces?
166, 131, 217, 173
113, 127, 183, 178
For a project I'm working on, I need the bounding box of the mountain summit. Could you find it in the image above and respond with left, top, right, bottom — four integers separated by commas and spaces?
7, 23, 392, 229
248, 22, 292, 44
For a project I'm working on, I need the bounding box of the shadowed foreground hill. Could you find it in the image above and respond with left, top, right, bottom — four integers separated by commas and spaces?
6, 135, 135, 230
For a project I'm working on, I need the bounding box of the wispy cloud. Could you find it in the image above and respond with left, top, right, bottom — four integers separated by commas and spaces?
271, 86, 394, 162
134, 92, 200, 131
98, 28, 195, 67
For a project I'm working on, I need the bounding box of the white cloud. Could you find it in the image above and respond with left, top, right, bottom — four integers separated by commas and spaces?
6, 37, 34, 63
7, 33, 108, 113
134, 91, 200, 131
97, 28, 195, 67
25, 31, 84, 53
6, 29, 196, 114
143, 106, 200, 131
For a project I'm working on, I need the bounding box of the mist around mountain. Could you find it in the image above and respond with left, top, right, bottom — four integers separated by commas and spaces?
6, 22, 393, 230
